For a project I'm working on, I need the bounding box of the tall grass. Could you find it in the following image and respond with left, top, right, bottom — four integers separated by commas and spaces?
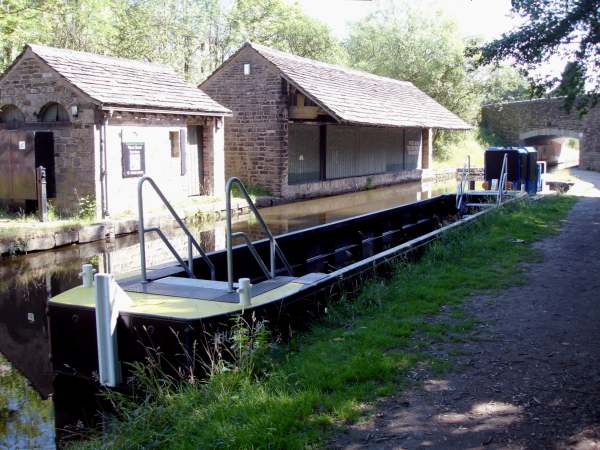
76, 196, 576, 450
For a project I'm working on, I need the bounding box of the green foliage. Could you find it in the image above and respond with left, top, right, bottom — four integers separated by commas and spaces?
0, 0, 343, 83
477, 64, 533, 105
344, 0, 531, 156
474, 0, 600, 114
226, 0, 346, 65
230, 182, 272, 199
478, 125, 507, 148
567, 138, 579, 150
77, 194, 96, 220
0, 354, 53, 448
345, 3, 481, 123
432, 126, 506, 168
76, 196, 576, 450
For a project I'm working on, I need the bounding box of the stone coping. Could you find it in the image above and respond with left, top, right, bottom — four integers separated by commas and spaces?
0, 197, 250, 256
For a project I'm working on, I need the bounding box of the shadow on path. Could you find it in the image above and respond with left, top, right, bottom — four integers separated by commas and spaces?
333, 170, 600, 450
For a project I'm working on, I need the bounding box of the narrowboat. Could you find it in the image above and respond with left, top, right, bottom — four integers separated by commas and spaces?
48, 170, 521, 386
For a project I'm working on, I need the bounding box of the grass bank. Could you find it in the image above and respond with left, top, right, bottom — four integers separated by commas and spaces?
78, 196, 576, 450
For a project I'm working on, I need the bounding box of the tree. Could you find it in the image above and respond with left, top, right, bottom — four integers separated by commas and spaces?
47, 0, 117, 53
112, 0, 224, 82
345, 4, 480, 123
225, 0, 345, 64
474, 0, 600, 114
476, 64, 532, 104
0, 0, 54, 68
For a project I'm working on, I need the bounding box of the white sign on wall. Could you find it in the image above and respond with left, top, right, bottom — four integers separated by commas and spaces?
18, 140, 26, 151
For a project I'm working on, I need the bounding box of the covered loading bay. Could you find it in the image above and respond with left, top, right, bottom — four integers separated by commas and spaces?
288, 123, 422, 184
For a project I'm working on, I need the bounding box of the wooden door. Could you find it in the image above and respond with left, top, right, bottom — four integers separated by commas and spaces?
0, 130, 36, 200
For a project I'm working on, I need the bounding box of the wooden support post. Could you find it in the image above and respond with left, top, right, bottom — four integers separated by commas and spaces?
319, 125, 327, 181
36, 166, 48, 222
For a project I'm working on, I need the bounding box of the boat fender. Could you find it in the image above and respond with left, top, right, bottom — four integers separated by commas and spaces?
238, 278, 252, 307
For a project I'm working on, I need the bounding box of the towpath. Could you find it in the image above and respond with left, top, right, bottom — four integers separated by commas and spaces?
333, 169, 600, 450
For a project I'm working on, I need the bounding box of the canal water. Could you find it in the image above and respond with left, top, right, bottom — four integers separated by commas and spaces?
0, 179, 455, 448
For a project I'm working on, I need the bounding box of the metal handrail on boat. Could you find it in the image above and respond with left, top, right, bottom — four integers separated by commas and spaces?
497, 153, 508, 205
225, 177, 294, 292
456, 155, 470, 211
137, 176, 216, 282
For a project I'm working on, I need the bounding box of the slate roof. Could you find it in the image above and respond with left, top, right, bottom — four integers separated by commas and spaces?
19, 44, 230, 115
246, 43, 470, 130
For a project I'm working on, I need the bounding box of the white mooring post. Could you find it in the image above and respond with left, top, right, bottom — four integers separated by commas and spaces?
95, 273, 131, 387
238, 278, 252, 307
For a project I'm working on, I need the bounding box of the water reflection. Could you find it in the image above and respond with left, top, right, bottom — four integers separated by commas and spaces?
0, 179, 455, 448
0, 355, 54, 448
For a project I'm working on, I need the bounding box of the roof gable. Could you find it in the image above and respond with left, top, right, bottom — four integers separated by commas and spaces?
246, 43, 471, 130
18, 45, 230, 115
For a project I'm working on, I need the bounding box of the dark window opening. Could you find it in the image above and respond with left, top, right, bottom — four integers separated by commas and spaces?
0, 104, 25, 129
39, 103, 70, 122
170, 131, 180, 157
122, 142, 145, 178
34, 132, 56, 198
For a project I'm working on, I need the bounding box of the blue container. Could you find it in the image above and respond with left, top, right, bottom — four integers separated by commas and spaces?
522, 146, 539, 194
484, 147, 527, 190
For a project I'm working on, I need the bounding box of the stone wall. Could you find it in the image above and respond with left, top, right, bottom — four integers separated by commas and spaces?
0, 50, 96, 212
284, 169, 423, 200
581, 106, 600, 169
201, 46, 288, 196
481, 98, 600, 170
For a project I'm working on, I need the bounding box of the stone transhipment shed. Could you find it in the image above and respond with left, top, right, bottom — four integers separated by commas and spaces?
201, 43, 471, 199
0, 45, 230, 218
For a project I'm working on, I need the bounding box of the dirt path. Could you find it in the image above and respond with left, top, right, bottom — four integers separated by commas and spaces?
333, 171, 600, 450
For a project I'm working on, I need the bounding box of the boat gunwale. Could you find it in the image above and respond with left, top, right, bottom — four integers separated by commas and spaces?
47, 198, 503, 324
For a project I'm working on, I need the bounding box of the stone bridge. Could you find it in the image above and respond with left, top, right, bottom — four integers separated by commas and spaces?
481, 97, 600, 169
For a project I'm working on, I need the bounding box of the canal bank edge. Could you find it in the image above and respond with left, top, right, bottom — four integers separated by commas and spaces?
0, 196, 252, 256
0, 168, 477, 256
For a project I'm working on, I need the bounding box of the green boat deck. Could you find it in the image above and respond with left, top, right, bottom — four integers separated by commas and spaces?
49, 275, 322, 321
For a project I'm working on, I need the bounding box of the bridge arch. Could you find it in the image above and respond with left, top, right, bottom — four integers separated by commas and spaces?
481, 98, 600, 169
519, 128, 583, 141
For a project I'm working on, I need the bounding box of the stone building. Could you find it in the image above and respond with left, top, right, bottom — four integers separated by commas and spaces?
201, 43, 470, 199
0, 44, 230, 218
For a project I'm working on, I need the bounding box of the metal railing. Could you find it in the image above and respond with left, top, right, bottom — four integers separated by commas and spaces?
137, 176, 216, 282
496, 153, 508, 205
455, 155, 470, 211
225, 177, 293, 292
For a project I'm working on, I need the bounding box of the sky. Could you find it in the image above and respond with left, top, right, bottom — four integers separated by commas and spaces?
286, 0, 522, 41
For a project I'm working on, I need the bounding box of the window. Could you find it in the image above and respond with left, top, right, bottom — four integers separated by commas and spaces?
0, 104, 25, 128
122, 142, 145, 177
39, 103, 70, 122
243, 63, 251, 75
170, 131, 180, 157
